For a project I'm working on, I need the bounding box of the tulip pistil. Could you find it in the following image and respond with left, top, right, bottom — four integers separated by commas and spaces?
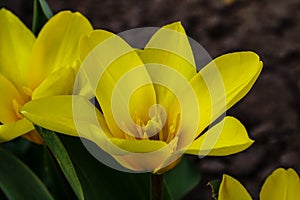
135, 113, 164, 141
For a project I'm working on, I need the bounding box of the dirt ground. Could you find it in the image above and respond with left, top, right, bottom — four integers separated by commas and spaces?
3, 0, 300, 199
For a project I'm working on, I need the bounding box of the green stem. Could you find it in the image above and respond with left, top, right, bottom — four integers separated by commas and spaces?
151, 173, 164, 200
32, 0, 41, 35
32, 0, 52, 35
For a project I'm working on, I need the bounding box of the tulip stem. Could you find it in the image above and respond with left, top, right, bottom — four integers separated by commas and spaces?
151, 173, 164, 200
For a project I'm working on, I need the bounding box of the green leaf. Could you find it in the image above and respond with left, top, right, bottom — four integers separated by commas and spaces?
1, 137, 31, 157
208, 179, 221, 200
0, 147, 54, 200
35, 126, 84, 200
60, 135, 151, 200
32, 0, 53, 35
59, 134, 200, 200
24, 144, 77, 200
38, 0, 53, 19
164, 157, 201, 200
0, 138, 76, 199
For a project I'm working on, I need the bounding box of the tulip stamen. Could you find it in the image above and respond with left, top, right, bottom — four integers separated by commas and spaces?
166, 113, 180, 143
121, 121, 136, 140
133, 110, 165, 141
135, 118, 147, 139
22, 86, 33, 97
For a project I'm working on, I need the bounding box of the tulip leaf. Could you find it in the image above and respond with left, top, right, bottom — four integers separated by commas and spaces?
164, 157, 201, 199
59, 135, 150, 200
32, 0, 53, 35
59, 134, 200, 200
35, 126, 84, 200
0, 147, 54, 200
38, 0, 53, 19
24, 143, 78, 199
1, 137, 31, 157
208, 179, 221, 200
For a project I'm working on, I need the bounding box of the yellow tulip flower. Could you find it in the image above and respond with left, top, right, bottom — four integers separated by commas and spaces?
21, 22, 262, 172
219, 168, 300, 200
0, 9, 92, 143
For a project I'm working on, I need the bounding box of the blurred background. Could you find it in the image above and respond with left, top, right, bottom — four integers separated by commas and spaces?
2, 0, 300, 199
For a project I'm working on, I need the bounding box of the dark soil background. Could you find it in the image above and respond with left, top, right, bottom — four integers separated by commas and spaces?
3, 0, 300, 199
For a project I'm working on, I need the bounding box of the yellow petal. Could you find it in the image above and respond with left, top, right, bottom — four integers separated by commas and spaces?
87, 124, 176, 172
0, 8, 35, 97
0, 118, 34, 142
0, 73, 25, 124
189, 52, 262, 136
185, 116, 254, 156
72, 67, 94, 99
79, 30, 156, 138
108, 144, 174, 172
137, 22, 197, 140
219, 174, 252, 200
260, 168, 300, 200
20, 95, 107, 138
109, 138, 167, 153
28, 11, 93, 90
75, 30, 116, 99
32, 66, 75, 99
138, 21, 196, 80
20, 94, 174, 172
78, 30, 115, 62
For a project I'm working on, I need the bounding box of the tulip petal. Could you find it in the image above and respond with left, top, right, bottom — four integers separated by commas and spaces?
78, 30, 156, 138
189, 52, 262, 136
139, 21, 196, 79
28, 11, 93, 89
75, 30, 116, 99
0, 73, 25, 124
21, 95, 108, 138
87, 125, 176, 172
0, 9, 35, 97
32, 66, 75, 99
185, 116, 254, 156
0, 118, 34, 142
138, 22, 197, 140
109, 138, 167, 153
109, 145, 173, 172
78, 30, 115, 62
260, 168, 300, 200
219, 174, 252, 200
20, 94, 174, 172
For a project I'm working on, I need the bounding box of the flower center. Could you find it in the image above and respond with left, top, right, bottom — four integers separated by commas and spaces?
166, 112, 180, 143
133, 104, 166, 140
121, 105, 181, 143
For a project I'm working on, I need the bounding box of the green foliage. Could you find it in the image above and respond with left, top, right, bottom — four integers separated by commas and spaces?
164, 157, 201, 200
36, 126, 84, 200
60, 134, 201, 200
24, 143, 77, 200
60, 134, 150, 200
32, 0, 53, 35
0, 147, 54, 200
208, 179, 221, 200
0, 129, 201, 200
